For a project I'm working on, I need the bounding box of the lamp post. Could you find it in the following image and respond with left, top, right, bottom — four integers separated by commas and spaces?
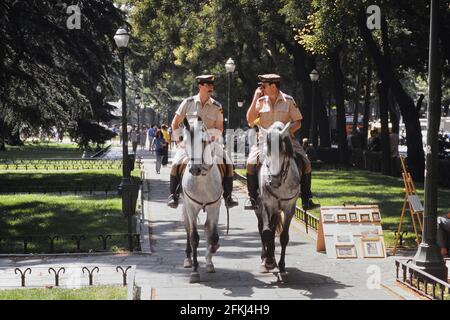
225, 58, 236, 130
309, 69, 319, 148
114, 27, 138, 252
135, 94, 141, 129
412, 0, 447, 280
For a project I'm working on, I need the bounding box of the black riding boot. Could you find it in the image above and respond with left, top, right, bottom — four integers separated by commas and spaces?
223, 176, 239, 208
245, 174, 259, 210
301, 173, 320, 210
167, 174, 180, 208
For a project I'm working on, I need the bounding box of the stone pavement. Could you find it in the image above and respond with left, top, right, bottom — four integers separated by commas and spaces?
0, 147, 421, 300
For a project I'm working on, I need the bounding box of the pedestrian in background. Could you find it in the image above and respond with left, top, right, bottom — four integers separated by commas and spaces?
147, 124, 156, 153
154, 129, 166, 174
130, 125, 139, 153
140, 125, 147, 151
161, 124, 170, 166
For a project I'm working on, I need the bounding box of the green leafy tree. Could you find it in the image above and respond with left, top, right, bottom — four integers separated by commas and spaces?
0, 0, 126, 150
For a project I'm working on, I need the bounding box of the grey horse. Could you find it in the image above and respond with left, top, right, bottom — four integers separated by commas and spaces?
256, 121, 301, 277
181, 117, 223, 283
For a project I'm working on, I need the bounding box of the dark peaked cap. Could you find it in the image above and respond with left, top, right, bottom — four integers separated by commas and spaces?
258, 74, 281, 83
196, 75, 216, 84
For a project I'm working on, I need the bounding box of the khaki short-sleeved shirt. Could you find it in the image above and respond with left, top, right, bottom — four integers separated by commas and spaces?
255, 91, 302, 129
175, 94, 223, 129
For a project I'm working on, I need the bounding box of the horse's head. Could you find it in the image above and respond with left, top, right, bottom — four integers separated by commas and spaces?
260, 121, 293, 188
183, 117, 214, 176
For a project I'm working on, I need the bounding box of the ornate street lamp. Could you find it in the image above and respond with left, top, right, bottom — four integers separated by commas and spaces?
309, 69, 319, 148
225, 58, 236, 130
114, 27, 138, 252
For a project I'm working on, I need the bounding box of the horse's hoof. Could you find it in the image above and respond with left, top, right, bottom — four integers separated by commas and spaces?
265, 260, 278, 271
259, 261, 270, 273
189, 272, 201, 283
183, 258, 192, 268
277, 272, 288, 283
206, 264, 215, 273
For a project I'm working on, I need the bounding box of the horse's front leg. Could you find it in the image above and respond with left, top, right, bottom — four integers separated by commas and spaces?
182, 207, 193, 268
186, 211, 200, 283
255, 209, 267, 264
261, 204, 277, 271
278, 208, 295, 275
204, 206, 220, 273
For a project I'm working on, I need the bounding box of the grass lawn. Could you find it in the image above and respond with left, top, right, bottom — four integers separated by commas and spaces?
0, 142, 82, 159
0, 285, 127, 300
0, 194, 132, 253
235, 168, 450, 248
0, 169, 141, 193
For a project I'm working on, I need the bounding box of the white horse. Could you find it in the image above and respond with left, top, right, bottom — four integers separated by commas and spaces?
181, 117, 223, 283
256, 121, 301, 278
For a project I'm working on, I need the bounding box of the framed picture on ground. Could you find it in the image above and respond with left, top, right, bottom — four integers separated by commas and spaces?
360, 213, 371, 222
337, 214, 348, 223
371, 212, 381, 222
361, 240, 385, 258
335, 234, 354, 245
349, 212, 358, 222
360, 226, 380, 240
323, 214, 335, 223
335, 245, 357, 259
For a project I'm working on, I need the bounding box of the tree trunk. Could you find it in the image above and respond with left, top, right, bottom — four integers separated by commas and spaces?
416, 94, 425, 115
317, 88, 331, 147
357, 9, 425, 181
389, 89, 400, 134
362, 61, 372, 149
377, 82, 392, 175
352, 56, 363, 134
330, 47, 348, 164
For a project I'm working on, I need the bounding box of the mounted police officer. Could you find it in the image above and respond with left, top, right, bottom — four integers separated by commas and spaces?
167, 75, 238, 209
245, 74, 320, 211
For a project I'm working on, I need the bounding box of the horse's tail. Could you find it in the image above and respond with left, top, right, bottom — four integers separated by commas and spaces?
275, 211, 285, 238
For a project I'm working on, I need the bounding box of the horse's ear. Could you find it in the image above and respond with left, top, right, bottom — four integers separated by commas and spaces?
183, 117, 190, 131
280, 121, 292, 137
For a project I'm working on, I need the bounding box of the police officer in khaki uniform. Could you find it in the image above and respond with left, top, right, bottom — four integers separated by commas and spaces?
167, 75, 238, 208
245, 74, 320, 210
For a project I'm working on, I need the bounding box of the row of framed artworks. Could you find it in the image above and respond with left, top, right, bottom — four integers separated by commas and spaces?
323, 211, 381, 223
335, 239, 385, 259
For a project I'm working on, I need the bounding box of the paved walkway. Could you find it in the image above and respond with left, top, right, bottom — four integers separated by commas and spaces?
136, 151, 420, 300
0, 147, 421, 300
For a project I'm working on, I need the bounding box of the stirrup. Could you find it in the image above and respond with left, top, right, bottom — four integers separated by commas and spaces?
224, 195, 239, 208
167, 194, 179, 208
244, 198, 258, 210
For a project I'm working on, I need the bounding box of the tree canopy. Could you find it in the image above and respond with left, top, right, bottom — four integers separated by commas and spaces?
0, 0, 127, 149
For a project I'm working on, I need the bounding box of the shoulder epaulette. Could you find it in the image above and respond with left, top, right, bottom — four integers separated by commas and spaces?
212, 100, 222, 108
186, 96, 195, 102
283, 93, 294, 101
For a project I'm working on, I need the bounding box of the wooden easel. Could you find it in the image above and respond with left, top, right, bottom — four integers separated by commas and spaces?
392, 156, 423, 255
